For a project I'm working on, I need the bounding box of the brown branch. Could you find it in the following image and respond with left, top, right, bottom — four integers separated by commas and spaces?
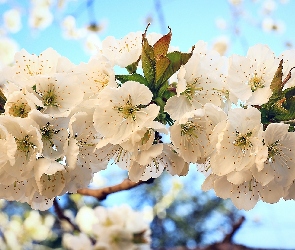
53, 198, 80, 232
77, 178, 152, 200
222, 216, 245, 243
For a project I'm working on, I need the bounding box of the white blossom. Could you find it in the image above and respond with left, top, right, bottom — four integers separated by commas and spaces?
209, 107, 267, 176
100, 31, 142, 67
93, 81, 159, 144
227, 44, 279, 105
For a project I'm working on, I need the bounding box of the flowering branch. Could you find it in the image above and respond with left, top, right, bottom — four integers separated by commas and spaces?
77, 178, 153, 200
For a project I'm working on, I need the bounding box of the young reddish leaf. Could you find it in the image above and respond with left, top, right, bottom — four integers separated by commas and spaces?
154, 28, 172, 59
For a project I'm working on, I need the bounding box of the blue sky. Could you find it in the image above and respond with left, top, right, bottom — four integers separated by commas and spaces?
2, 0, 295, 248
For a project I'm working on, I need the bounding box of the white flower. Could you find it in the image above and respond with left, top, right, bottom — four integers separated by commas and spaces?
202, 173, 284, 210
3, 48, 75, 88
74, 55, 116, 99
227, 44, 279, 105
34, 157, 67, 199
253, 123, 295, 187
33, 74, 83, 116
170, 109, 212, 163
209, 107, 267, 176
129, 144, 187, 182
100, 31, 142, 67
280, 49, 295, 89
93, 81, 159, 144
21, 181, 54, 211
165, 42, 228, 120
28, 110, 69, 159
0, 123, 17, 168
4, 90, 42, 118
65, 110, 106, 192
120, 120, 167, 153
0, 116, 42, 184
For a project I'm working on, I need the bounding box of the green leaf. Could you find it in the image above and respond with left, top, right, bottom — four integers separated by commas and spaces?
125, 59, 140, 74
115, 74, 148, 86
141, 32, 155, 86
155, 56, 170, 83
156, 47, 194, 86
270, 59, 283, 95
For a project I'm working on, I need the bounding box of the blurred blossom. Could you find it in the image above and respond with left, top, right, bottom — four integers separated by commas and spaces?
215, 18, 227, 30
23, 210, 54, 241
142, 205, 154, 223
31, 0, 52, 7
0, 212, 8, 226
90, 172, 107, 188
0, 199, 6, 208
84, 33, 101, 54
29, 6, 53, 29
212, 36, 230, 55
63, 233, 93, 250
75, 206, 98, 234
262, 0, 276, 14
262, 17, 285, 33
3, 9, 22, 33
0, 37, 19, 66
228, 0, 243, 5
62, 15, 85, 39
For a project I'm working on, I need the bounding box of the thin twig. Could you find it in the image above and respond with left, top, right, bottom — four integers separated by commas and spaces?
77, 178, 152, 200
53, 198, 80, 232
222, 216, 245, 243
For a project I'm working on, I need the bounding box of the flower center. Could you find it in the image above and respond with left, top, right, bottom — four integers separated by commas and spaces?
233, 131, 253, 153
183, 78, 203, 100
267, 140, 280, 163
249, 74, 265, 92
94, 71, 109, 88
116, 95, 140, 121
40, 122, 60, 145
181, 121, 201, 138
15, 134, 36, 157
9, 102, 30, 118
42, 89, 59, 107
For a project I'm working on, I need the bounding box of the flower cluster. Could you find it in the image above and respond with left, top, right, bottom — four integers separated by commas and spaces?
62, 204, 151, 250
0, 28, 295, 210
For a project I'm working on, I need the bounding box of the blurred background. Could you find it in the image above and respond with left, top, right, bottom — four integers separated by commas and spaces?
0, 0, 295, 249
